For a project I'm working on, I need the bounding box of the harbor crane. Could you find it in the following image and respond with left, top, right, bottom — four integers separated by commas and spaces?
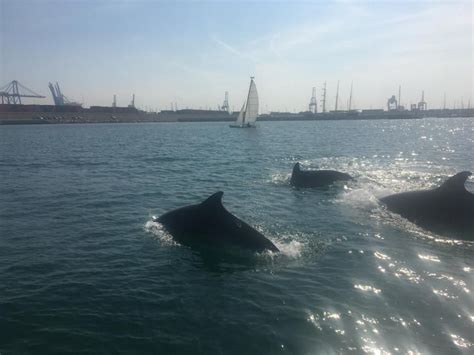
387, 95, 398, 110
48, 82, 81, 106
0, 80, 45, 104
418, 91, 427, 110
221, 91, 229, 112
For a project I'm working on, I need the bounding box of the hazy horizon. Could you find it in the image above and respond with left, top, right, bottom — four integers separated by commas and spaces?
1, 0, 472, 112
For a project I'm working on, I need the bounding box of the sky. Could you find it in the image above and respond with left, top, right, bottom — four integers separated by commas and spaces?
0, 0, 472, 112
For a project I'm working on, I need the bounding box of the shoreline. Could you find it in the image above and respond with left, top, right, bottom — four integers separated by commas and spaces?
0, 109, 472, 126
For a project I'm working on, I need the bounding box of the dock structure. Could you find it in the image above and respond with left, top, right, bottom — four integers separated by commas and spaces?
1, 79, 473, 124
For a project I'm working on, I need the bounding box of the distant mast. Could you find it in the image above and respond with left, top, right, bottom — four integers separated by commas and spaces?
348, 82, 353, 111
309, 87, 317, 113
335, 80, 340, 112
243, 76, 255, 123
398, 85, 401, 110
129, 94, 135, 108
244, 76, 258, 125
243, 77, 254, 124
321, 82, 327, 113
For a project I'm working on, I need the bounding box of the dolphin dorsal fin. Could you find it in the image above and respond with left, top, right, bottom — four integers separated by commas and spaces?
439, 171, 471, 192
293, 162, 301, 172
201, 191, 224, 209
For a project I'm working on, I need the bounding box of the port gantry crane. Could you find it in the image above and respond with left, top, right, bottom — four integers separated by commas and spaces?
0, 80, 45, 104
418, 91, 427, 111
49, 82, 82, 106
221, 91, 229, 112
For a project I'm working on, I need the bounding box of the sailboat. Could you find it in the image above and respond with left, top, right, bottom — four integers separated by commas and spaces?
230, 77, 259, 128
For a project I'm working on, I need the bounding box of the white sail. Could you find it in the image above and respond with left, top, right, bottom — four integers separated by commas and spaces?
235, 101, 246, 125
244, 78, 259, 125
230, 77, 259, 128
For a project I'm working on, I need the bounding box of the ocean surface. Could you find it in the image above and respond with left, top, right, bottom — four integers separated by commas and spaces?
0, 118, 473, 354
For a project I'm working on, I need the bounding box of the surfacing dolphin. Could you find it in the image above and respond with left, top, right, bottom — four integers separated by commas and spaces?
290, 162, 353, 188
380, 171, 474, 239
154, 192, 279, 252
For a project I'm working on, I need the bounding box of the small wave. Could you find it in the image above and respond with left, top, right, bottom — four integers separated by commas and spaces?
405, 226, 470, 246
372, 208, 470, 247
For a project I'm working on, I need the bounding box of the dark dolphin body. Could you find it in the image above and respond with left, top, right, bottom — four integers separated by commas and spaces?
380, 171, 474, 239
154, 192, 279, 252
290, 162, 352, 188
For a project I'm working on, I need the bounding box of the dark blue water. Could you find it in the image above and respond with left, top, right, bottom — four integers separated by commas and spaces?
1, 119, 473, 354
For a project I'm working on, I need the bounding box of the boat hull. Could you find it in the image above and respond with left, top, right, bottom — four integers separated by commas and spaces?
229, 124, 256, 128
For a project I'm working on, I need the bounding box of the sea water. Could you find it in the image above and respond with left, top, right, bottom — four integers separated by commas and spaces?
0, 118, 473, 354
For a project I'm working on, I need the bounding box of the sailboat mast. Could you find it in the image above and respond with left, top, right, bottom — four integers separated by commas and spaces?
243, 77, 254, 124
349, 81, 353, 111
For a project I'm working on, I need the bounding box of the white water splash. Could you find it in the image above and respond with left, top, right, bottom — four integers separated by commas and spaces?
273, 239, 304, 259
336, 183, 386, 211
268, 171, 291, 186
144, 219, 177, 246
145, 219, 305, 259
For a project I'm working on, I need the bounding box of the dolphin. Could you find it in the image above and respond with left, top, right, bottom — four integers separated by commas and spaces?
380, 171, 474, 239
154, 192, 279, 252
290, 162, 353, 188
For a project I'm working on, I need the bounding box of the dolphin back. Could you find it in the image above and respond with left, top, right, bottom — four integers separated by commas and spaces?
157, 192, 279, 252
380, 171, 474, 239
439, 171, 472, 193
291, 162, 352, 188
